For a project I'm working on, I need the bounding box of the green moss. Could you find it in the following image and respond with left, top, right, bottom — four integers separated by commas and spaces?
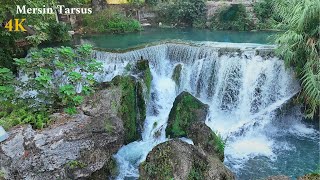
208, 132, 225, 161
135, 60, 153, 95
166, 92, 207, 138
187, 159, 207, 180
0, 106, 50, 130
104, 118, 114, 134
115, 76, 139, 144
66, 160, 86, 169
172, 64, 182, 88
140, 145, 174, 180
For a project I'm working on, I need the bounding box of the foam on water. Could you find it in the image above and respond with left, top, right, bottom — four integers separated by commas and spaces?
93, 43, 319, 179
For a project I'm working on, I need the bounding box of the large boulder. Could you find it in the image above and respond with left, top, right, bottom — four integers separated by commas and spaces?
189, 122, 225, 161
0, 88, 123, 179
139, 139, 235, 180
111, 60, 152, 144
166, 92, 225, 161
166, 91, 209, 138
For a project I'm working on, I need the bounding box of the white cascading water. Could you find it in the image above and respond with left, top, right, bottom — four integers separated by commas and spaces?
92, 43, 319, 179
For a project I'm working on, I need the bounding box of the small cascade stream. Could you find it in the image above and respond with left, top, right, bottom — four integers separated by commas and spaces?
93, 43, 319, 179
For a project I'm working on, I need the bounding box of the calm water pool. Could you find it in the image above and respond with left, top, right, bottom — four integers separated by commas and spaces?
75, 27, 278, 49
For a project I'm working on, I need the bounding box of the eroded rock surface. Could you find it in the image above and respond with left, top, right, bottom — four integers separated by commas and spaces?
0, 88, 124, 180
139, 139, 235, 180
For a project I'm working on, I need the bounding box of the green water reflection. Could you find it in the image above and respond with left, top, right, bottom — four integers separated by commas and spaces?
75, 27, 278, 49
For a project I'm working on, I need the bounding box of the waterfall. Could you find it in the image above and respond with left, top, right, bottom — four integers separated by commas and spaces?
93, 43, 319, 179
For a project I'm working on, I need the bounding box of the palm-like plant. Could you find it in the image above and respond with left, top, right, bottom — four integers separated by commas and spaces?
274, 0, 320, 118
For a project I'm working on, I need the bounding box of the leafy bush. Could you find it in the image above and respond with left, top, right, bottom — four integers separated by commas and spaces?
0, 106, 50, 130
211, 4, 254, 31
253, 0, 280, 30
26, 22, 71, 46
48, 22, 71, 42
155, 0, 207, 27
0, 68, 16, 102
274, 0, 319, 118
0, 29, 27, 73
82, 9, 142, 33
14, 44, 102, 115
145, 0, 158, 6
0, 44, 102, 129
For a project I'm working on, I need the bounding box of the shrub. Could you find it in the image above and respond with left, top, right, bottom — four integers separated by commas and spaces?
48, 22, 71, 43
211, 4, 254, 31
274, 0, 320, 118
82, 9, 142, 33
253, 0, 280, 29
155, 0, 207, 27
13, 44, 102, 114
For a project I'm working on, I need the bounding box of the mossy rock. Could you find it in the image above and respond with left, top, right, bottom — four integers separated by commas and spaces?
139, 139, 235, 180
88, 157, 118, 179
166, 91, 209, 138
133, 59, 153, 95
112, 75, 144, 144
113, 76, 138, 144
189, 122, 225, 161
172, 64, 183, 88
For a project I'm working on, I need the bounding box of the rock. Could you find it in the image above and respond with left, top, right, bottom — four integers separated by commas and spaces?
172, 64, 183, 89
297, 174, 320, 180
166, 91, 209, 138
112, 75, 141, 144
139, 139, 235, 180
165, 92, 225, 161
0, 87, 124, 179
265, 175, 291, 180
133, 59, 153, 95
189, 122, 225, 161
111, 59, 152, 144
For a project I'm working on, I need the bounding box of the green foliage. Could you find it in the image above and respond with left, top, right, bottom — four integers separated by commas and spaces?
253, 0, 280, 30
187, 160, 207, 180
211, 4, 254, 31
0, 68, 16, 102
155, 0, 207, 27
0, 106, 50, 130
274, 0, 320, 118
48, 22, 71, 43
82, 8, 142, 33
66, 160, 87, 169
145, 0, 158, 6
13, 44, 102, 115
212, 132, 226, 159
0, 29, 26, 73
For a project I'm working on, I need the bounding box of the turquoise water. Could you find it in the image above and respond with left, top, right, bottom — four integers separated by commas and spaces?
75, 27, 278, 49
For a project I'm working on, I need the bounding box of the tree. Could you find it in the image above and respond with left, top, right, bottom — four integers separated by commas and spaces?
274, 0, 320, 118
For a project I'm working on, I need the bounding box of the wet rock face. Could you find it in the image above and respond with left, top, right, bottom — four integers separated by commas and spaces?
139, 139, 235, 180
0, 88, 124, 180
189, 122, 225, 161
166, 92, 225, 161
166, 91, 209, 138
111, 60, 152, 144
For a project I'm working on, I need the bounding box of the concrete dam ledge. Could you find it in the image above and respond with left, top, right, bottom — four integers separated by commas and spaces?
93, 41, 277, 59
